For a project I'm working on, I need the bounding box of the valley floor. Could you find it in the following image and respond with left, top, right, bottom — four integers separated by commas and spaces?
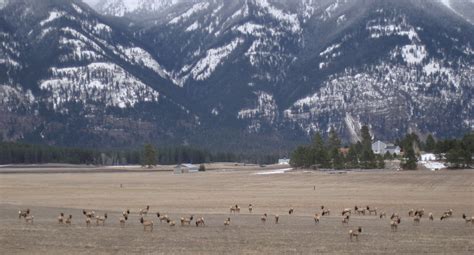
1, 166, 473, 254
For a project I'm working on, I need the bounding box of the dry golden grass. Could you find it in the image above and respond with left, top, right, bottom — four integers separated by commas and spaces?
1, 166, 473, 254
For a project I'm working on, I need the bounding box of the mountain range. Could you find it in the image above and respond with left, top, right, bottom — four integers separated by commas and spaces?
0, 0, 472, 152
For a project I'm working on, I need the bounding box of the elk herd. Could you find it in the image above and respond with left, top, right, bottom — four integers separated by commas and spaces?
16, 204, 473, 241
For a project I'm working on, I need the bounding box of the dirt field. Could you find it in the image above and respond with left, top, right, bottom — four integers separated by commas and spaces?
1, 165, 473, 254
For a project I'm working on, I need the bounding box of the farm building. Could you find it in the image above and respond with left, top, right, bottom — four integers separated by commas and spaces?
173, 164, 199, 174
372, 141, 401, 155
278, 158, 290, 165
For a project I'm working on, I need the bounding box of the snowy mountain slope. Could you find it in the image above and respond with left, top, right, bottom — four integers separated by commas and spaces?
0, 0, 472, 150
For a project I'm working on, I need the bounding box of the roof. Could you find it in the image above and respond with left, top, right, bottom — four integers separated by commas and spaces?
175, 164, 197, 168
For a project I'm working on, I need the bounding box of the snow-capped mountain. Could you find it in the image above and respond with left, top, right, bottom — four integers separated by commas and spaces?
1, 0, 473, 151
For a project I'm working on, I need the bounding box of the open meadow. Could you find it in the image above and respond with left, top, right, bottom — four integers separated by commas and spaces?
1, 164, 473, 254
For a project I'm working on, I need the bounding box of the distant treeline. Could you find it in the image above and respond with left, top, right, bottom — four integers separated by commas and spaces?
0, 142, 279, 165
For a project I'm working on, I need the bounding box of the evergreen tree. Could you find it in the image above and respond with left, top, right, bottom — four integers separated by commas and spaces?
143, 144, 157, 168
359, 125, 376, 169
346, 145, 359, 169
377, 155, 385, 169
425, 134, 436, 152
401, 147, 417, 170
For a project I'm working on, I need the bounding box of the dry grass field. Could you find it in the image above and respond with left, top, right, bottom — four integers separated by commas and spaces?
1, 165, 473, 254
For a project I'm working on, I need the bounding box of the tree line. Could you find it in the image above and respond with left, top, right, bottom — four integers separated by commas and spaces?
0, 141, 279, 166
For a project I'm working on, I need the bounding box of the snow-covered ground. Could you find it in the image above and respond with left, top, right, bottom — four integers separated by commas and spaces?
420, 161, 446, 171
253, 168, 293, 175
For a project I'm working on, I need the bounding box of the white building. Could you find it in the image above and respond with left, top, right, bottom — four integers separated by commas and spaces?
372, 140, 401, 155
173, 164, 199, 174
278, 158, 290, 165
420, 153, 436, 161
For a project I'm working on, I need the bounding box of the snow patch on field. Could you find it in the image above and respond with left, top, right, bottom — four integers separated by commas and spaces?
253, 168, 293, 175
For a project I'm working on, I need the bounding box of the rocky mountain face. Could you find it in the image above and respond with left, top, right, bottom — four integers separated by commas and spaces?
0, 0, 473, 151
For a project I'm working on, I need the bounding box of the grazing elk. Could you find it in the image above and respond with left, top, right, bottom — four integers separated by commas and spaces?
366, 206, 377, 215
314, 213, 320, 224
181, 215, 194, 226
289, 208, 294, 215
224, 217, 231, 226
379, 212, 386, 219
195, 217, 205, 227
157, 213, 169, 223
342, 215, 350, 225
140, 217, 153, 231
462, 214, 474, 224
349, 227, 362, 241
82, 210, 95, 218
342, 208, 352, 216
119, 215, 128, 227
58, 213, 65, 224
139, 205, 150, 216
96, 213, 107, 226
18, 209, 30, 219
65, 215, 72, 225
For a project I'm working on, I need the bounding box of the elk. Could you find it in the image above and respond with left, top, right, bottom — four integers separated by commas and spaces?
119, 215, 128, 227
58, 213, 65, 224
18, 209, 30, 219
379, 212, 386, 219
140, 217, 153, 231
408, 209, 414, 217
355, 206, 365, 216
180, 215, 194, 226
462, 214, 474, 224
342, 208, 352, 216
248, 204, 253, 213
65, 215, 72, 225
167, 219, 176, 227
122, 209, 130, 217
261, 213, 267, 224
82, 210, 95, 218
429, 213, 434, 221
349, 227, 362, 241
139, 205, 150, 216
195, 217, 205, 227
230, 205, 241, 214
289, 208, 294, 215
366, 206, 377, 215
157, 213, 169, 223
275, 214, 280, 224
224, 217, 231, 226
342, 215, 350, 225
314, 213, 320, 224
390, 220, 399, 232
322, 206, 331, 216
96, 213, 107, 226
414, 209, 425, 218
85, 217, 92, 227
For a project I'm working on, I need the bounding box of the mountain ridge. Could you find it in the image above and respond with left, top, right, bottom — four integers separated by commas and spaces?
0, 0, 472, 152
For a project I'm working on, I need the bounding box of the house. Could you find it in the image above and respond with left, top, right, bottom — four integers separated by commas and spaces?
278, 158, 290, 165
420, 153, 436, 161
372, 140, 401, 155
173, 164, 199, 174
